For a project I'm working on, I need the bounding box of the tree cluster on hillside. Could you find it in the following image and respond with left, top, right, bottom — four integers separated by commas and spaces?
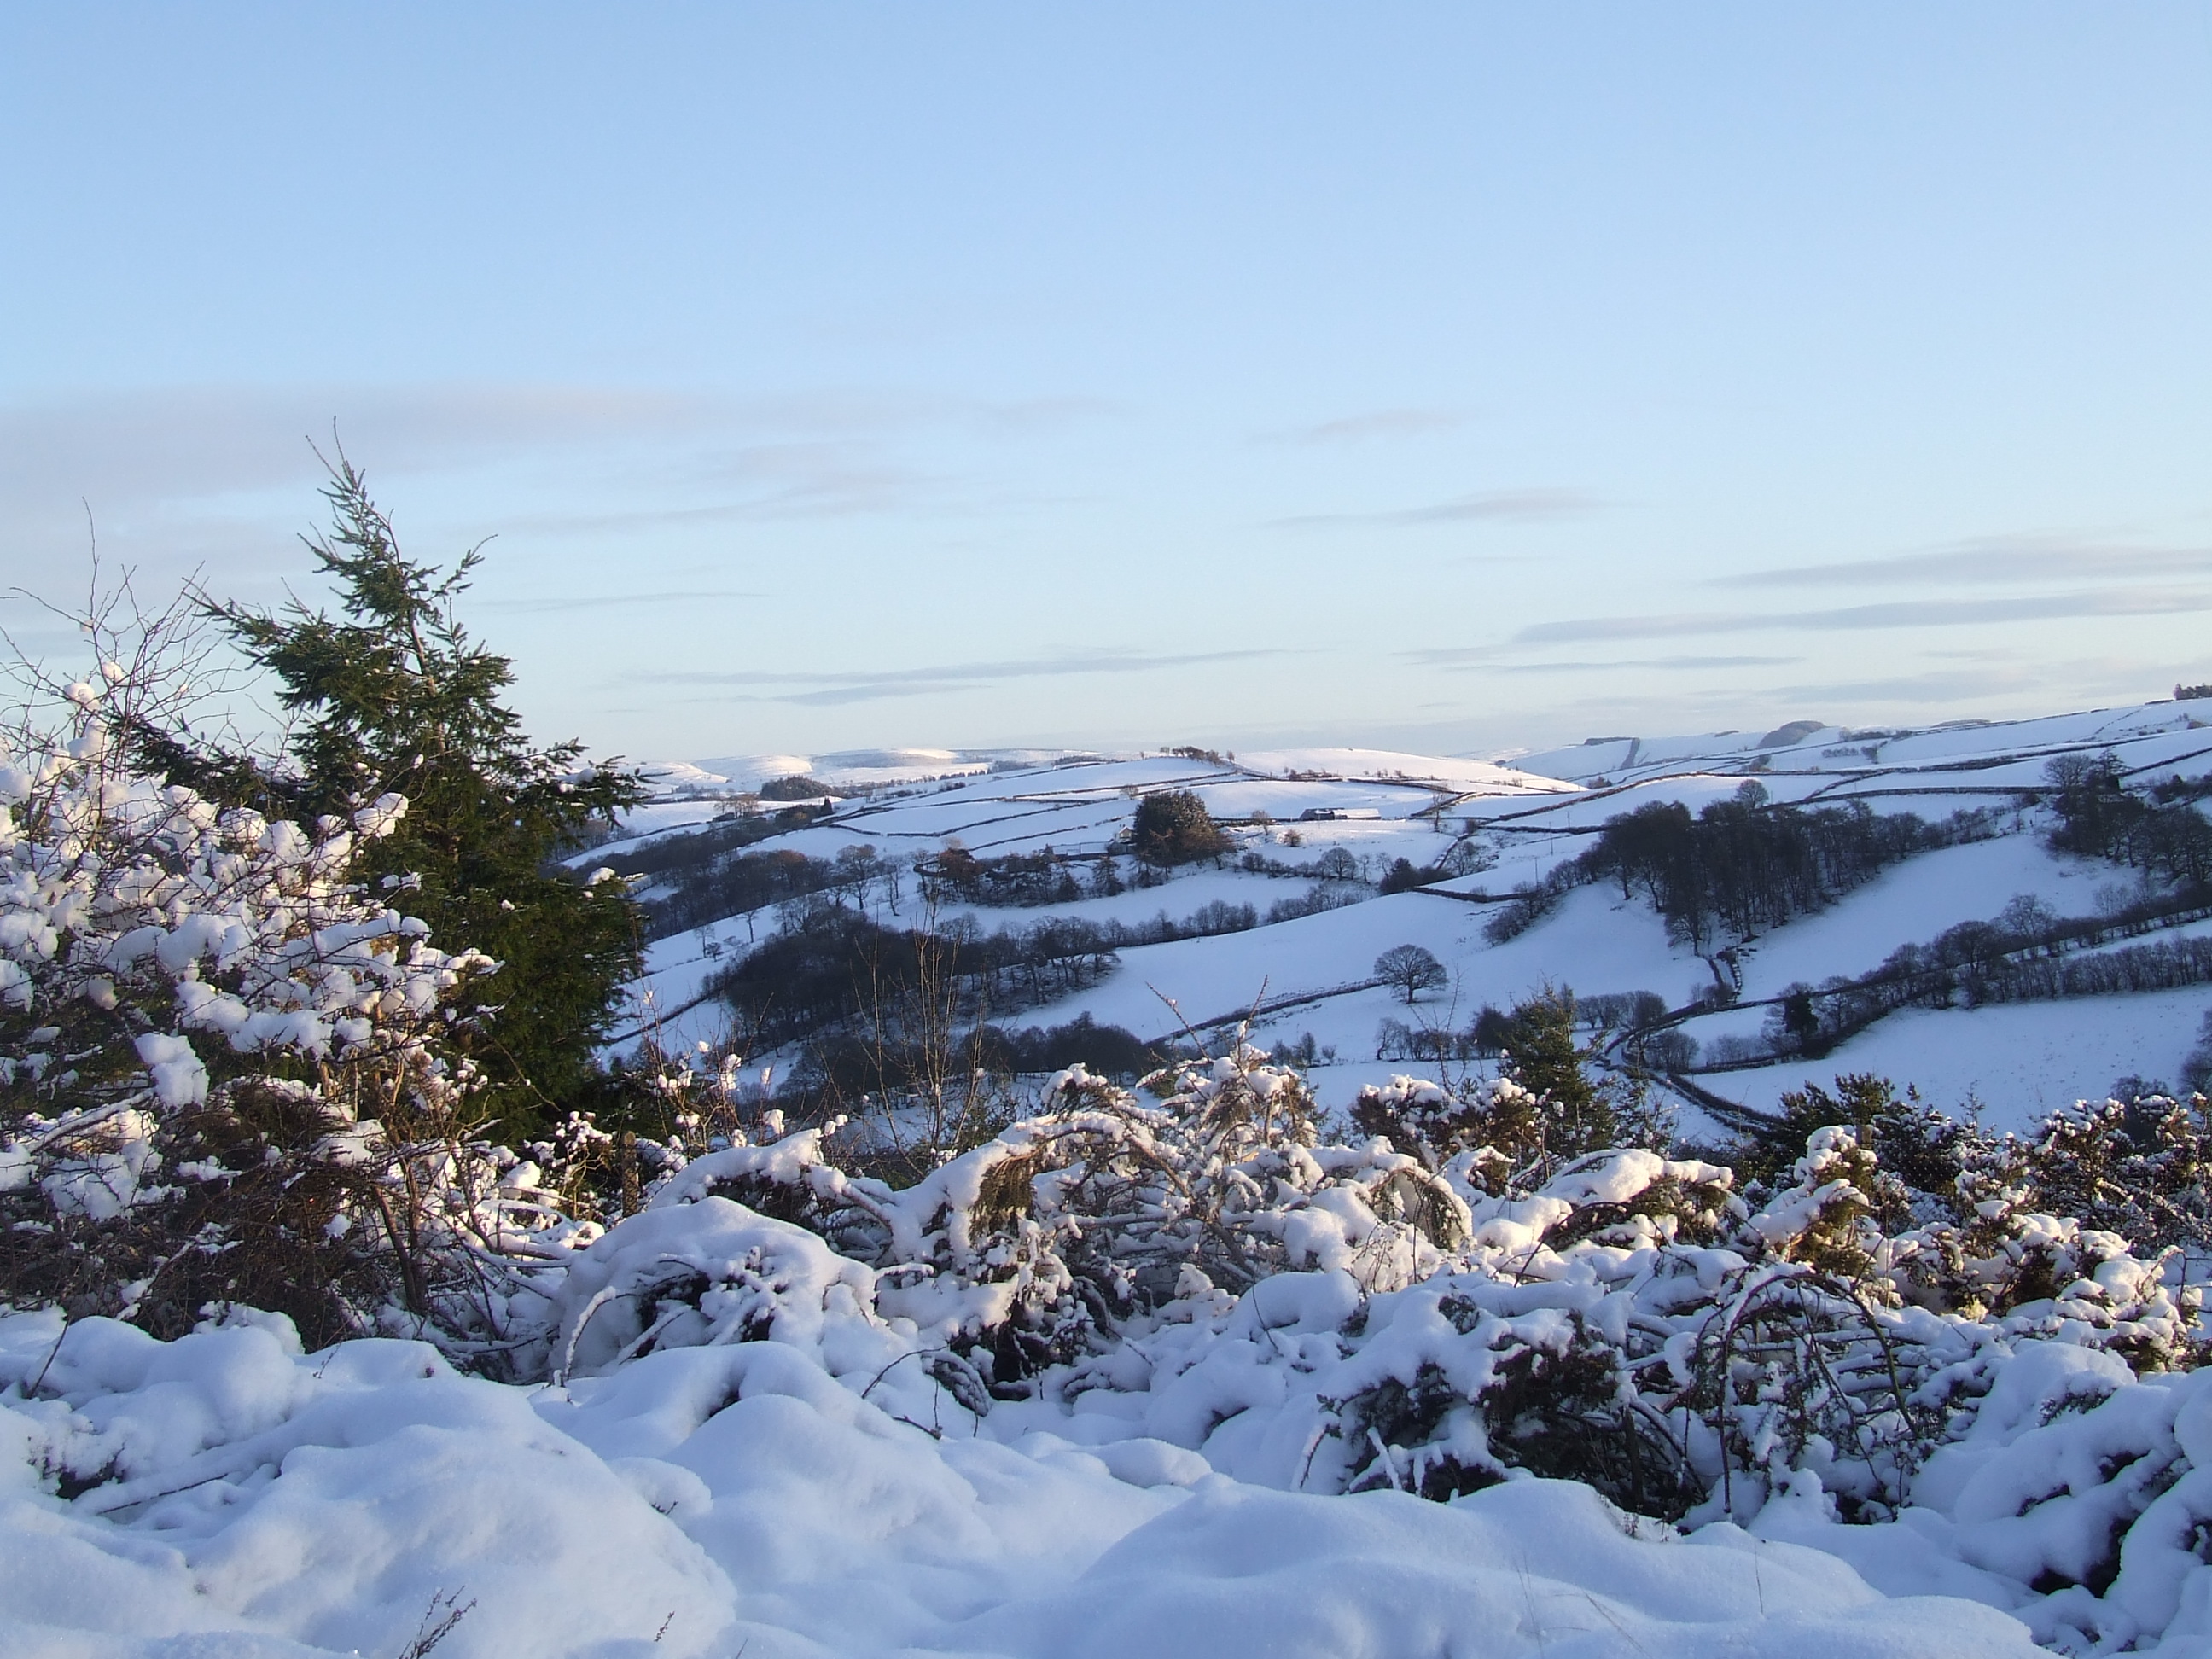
1374, 836, 1497, 893
1700, 882, 2212, 1071
707, 892, 1279, 1067
1478, 874, 2212, 1080
971, 1012, 1165, 1080
757, 773, 841, 800
598, 811, 836, 938
2043, 750, 2212, 890
918, 845, 1087, 908
643, 842, 895, 942
1779, 933, 2212, 1062
1483, 790, 1995, 948
1377, 856, 1435, 894
709, 911, 1121, 1057
1582, 784, 1953, 949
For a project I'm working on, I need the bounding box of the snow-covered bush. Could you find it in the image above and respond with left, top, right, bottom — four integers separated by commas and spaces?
1349, 993, 1675, 1182
576, 1050, 1469, 1397
526, 1045, 2195, 1537
987, 1108, 2195, 1570
0, 670, 567, 1353
1351, 1072, 1545, 1190
1737, 1072, 2212, 1272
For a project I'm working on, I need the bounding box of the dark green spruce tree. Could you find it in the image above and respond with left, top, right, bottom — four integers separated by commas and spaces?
125, 457, 648, 1131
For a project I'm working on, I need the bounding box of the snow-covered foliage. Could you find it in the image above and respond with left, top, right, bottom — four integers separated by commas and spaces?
15, 1041, 2212, 1652
612, 1061, 2192, 1509
0, 702, 568, 1350
576, 1051, 1467, 1398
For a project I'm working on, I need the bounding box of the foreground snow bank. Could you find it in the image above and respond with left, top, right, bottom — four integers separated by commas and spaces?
0, 1305, 2041, 1659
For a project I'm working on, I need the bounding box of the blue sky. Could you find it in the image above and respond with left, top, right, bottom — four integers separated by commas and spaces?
3, 4, 2209, 765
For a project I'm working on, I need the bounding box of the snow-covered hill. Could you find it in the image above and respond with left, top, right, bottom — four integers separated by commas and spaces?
613, 698, 2212, 1135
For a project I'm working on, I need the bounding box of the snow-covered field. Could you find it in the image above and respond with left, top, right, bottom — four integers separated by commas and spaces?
613, 699, 2212, 1135
1719, 989, 2212, 1128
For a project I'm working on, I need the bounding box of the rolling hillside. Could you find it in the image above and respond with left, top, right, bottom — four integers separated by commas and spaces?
598, 696, 2212, 1135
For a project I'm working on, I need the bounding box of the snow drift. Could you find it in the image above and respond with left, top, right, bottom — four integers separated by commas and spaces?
1, 1306, 2045, 1659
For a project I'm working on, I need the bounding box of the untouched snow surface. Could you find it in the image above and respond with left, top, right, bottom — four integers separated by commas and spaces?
0, 1307, 2044, 1659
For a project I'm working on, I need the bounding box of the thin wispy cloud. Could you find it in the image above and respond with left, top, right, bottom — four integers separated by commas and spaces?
478, 589, 765, 614
1513, 587, 2212, 645
511, 460, 942, 534
1405, 645, 1796, 672
1264, 408, 1466, 445
1764, 652, 2199, 709
770, 684, 990, 707
1487, 654, 1801, 676
639, 647, 1298, 706
1762, 666, 2081, 705
0, 384, 718, 509
0, 382, 1110, 526
1272, 488, 1598, 530
0, 381, 1133, 616
1725, 535, 2212, 589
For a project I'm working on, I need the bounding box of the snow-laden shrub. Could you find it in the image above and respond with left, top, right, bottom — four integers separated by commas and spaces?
542, 1048, 2192, 1528
540, 1196, 894, 1384
1014, 1120, 2189, 1540
555, 1051, 1468, 1397
2007, 1092, 2212, 1257
1736, 1072, 2212, 1293
1351, 992, 1675, 1178
0, 703, 567, 1352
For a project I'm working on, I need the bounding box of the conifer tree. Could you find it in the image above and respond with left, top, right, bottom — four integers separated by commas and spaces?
1499, 986, 1625, 1155
122, 456, 647, 1129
